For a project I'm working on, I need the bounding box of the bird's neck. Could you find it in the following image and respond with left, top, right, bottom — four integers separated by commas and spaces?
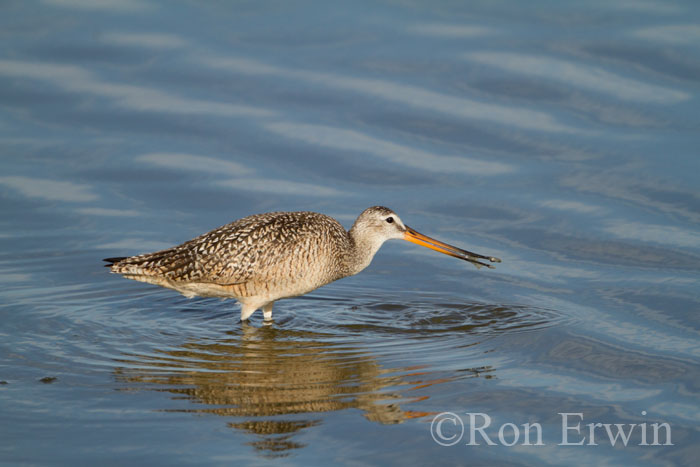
346, 227, 384, 276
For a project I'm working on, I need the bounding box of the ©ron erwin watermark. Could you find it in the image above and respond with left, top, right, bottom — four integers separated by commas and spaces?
430, 412, 673, 447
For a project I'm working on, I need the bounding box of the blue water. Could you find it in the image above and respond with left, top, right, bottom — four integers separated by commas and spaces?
1, 0, 699, 465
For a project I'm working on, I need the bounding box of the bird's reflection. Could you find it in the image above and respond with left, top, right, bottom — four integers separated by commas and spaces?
114, 322, 489, 455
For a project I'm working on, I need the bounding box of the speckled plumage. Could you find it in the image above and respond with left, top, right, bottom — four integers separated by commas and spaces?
106, 206, 500, 321
108, 207, 388, 320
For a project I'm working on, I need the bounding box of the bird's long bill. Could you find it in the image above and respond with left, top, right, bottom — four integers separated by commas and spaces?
403, 226, 502, 269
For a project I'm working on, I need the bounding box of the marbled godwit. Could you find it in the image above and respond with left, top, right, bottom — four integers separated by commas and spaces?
104, 206, 501, 321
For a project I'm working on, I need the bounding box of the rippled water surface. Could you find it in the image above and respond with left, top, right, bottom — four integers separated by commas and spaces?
1, 1, 699, 465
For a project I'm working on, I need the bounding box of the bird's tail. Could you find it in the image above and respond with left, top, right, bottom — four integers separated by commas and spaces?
103, 250, 181, 276
103, 257, 127, 267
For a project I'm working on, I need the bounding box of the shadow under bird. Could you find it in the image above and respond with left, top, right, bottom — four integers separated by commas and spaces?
104, 206, 501, 321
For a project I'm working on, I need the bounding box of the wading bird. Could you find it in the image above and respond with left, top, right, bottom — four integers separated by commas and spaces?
104, 206, 501, 321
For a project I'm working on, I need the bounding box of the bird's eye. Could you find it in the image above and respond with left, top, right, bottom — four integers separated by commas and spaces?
386, 217, 394, 224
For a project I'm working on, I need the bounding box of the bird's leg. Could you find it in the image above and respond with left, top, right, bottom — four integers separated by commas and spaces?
240, 304, 257, 321
263, 302, 274, 322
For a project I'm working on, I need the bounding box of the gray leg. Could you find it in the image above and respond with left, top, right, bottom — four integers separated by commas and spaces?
240, 304, 257, 321
263, 302, 274, 322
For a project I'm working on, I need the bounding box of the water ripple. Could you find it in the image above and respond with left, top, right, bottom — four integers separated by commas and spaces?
48, 287, 560, 456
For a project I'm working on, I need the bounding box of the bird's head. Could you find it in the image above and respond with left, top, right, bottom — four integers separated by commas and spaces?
351, 206, 501, 269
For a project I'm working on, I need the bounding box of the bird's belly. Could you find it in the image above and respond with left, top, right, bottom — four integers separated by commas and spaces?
123, 274, 238, 299
123, 262, 343, 302
270, 277, 332, 300
174, 282, 243, 299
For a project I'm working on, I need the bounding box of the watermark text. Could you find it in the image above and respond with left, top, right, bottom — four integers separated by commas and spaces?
430, 411, 672, 447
